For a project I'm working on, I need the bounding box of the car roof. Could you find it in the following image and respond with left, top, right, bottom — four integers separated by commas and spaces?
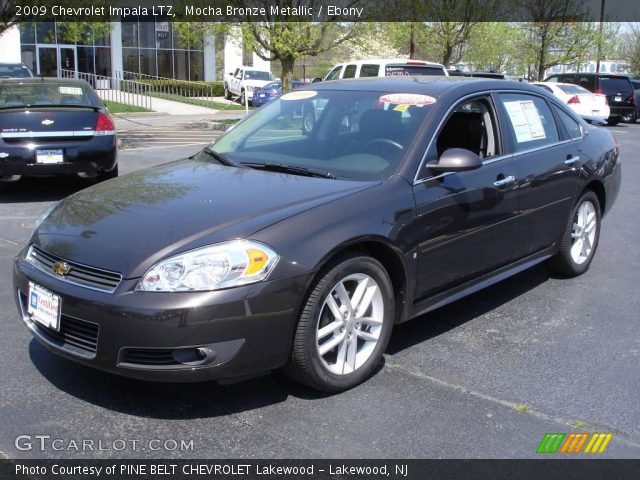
549, 72, 631, 78
334, 58, 445, 68
307, 76, 537, 96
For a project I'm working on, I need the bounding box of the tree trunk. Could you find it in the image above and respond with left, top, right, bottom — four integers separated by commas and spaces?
409, 23, 416, 59
442, 45, 453, 69
280, 56, 295, 93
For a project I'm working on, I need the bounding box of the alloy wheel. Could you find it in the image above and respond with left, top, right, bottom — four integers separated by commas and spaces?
571, 200, 597, 265
316, 273, 384, 375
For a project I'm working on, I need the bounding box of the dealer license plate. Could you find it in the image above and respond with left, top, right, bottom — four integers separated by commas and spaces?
36, 149, 64, 164
27, 282, 61, 331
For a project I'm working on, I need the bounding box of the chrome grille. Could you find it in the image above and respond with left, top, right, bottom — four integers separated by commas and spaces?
27, 245, 122, 293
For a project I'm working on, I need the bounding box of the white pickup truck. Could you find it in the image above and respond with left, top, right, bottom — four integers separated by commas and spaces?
224, 67, 276, 106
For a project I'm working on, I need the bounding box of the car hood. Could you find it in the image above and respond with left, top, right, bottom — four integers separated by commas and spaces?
33, 158, 376, 278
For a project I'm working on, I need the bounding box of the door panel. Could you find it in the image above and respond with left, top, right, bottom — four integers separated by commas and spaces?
413, 158, 519, 300
494, 93, 580, 259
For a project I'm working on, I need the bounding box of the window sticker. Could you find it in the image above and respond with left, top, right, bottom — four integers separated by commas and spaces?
280, 90, 317, 101
59, 86, 83, 95
379, 93, 436, 106
503, 100, 546, 143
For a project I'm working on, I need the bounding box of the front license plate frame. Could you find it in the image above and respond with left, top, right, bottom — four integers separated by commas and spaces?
27, 282, 61, 332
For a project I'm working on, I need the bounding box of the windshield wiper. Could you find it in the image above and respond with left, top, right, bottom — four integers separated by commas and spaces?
240, 162, 336, 179
200, 147, 240, 167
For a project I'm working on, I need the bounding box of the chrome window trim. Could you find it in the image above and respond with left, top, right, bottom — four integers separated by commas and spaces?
413, 89, 582, 186
1, 130, 95, 138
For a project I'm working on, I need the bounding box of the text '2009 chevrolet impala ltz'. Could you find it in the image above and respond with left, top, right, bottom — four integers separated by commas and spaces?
13, 77, 620, 392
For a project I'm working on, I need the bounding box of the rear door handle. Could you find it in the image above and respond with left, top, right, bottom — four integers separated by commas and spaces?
564, 155, 580, 165
493, 175, 516, 187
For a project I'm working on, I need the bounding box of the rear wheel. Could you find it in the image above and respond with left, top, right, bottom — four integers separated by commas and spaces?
607, 116, 621, 126
548, 190, 601, 277
285, 255, 394, 392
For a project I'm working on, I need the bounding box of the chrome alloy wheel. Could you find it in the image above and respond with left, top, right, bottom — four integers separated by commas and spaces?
571, 200, 597, 265
316, 273, 384, 375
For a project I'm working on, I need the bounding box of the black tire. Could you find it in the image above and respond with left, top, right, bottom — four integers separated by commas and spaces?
97, 164, 118, 182
548, 190, 601, 277
285, 254, 394, 392
622, 110, 637, 123
239, 89, 245, 106
607, 116, 621, 126
224, 84, 231, 100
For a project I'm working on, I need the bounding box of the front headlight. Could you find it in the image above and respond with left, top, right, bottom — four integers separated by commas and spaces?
137, 240, 279, 292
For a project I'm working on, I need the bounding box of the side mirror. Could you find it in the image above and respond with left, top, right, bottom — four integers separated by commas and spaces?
312, 77, 323, 83
427, 148, 483, 173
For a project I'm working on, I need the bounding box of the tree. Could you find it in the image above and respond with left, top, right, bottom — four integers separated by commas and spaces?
518, 0, 597, 80
619, 23, 640, 75
1, 0, 19, 36
464, 23, 523, 73
238, 16, 362, 90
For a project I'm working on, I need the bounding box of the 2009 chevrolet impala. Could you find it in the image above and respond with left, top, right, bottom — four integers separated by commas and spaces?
13, 77, 620, 392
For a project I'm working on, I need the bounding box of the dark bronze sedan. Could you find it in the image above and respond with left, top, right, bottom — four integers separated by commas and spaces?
0, 78, 118, 183
13, 78, 621, 392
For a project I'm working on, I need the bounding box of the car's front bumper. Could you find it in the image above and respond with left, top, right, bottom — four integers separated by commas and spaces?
13, 252, 308, 382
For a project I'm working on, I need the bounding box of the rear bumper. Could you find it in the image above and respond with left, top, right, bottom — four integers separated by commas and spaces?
13, 252, 307, 383
0, 138, 117, 177
609, 105, 635, 117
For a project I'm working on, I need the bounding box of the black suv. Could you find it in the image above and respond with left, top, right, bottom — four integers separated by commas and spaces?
544, 72, 636, 124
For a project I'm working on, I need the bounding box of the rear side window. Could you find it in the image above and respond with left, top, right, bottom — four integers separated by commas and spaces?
343, 64, 357, 79
599, 77, 633, 93
535, 84, 554, 93
360, 64, 380, 77
498, 93, 559, 153
546, 76, 559, 83
554, 107, 582, 140
631, 80, 640, 90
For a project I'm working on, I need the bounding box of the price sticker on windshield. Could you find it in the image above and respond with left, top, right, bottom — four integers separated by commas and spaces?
281, 90, 317, 101
379, 93, 437, 106
59, 87, 83, 95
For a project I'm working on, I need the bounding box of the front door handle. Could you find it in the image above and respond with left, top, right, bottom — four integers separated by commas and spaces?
493, 175, 516, 187
564, 155, 580, 165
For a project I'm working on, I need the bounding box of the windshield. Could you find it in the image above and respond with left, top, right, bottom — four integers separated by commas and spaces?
0, 64, 32, 78
0, 82, 96, 108
245, 70, 273, 81
558, 84, 590, 94
207, 89, 434, 181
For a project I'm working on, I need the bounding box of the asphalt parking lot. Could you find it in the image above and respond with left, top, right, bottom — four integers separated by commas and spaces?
0, 123, 639, 459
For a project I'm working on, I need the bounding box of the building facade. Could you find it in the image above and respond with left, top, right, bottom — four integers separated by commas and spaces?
1, 22, 269, 82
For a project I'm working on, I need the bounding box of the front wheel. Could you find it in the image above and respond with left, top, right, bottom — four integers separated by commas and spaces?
224, 84, 231, 100
285, 255, 394, 392
548, 190, 601, 277
239, 90, 245, 105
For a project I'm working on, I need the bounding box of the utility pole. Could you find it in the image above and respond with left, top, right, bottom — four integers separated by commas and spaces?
596, 0, 605, 73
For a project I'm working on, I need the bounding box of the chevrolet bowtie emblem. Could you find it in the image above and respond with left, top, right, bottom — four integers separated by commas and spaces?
41, 119, 55, 126
52, 261, 71, 276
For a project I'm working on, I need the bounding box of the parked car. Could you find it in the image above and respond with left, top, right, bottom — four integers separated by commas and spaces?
532, 82, 610, 124
14, 78, 620, 392
544, 72, 636, 124
323, 58, 448, 81
0, 78, 118, 183
223, 67, 276, 106
0, 62, 34, 78
251, 80, 307, 107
